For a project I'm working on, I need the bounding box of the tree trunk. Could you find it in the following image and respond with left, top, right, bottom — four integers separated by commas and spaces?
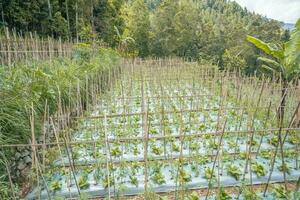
292, 81, 300, 127
47, 0, 52, 19
65, 0, 71, 41
75, 1, 79, 43
278, 81, 288, 190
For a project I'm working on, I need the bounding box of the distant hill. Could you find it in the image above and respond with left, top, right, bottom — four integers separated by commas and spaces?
283, 23, 295, 30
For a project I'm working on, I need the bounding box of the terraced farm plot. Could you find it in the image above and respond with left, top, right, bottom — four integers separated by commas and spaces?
27, 60, 300, 199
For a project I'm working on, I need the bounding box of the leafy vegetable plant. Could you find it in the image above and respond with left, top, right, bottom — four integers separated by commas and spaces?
252, 162, 266, 177
111, 146, 122, 157
204, 167, 215, 180
132, 145, 140, 155
179, 169, 192, 183
242, 186, 262, 200
50, 180, 62, 192
208, 139, 218, 150
268, 136, 279, 147
226, 164, 242, 180
151, 171, 166, 185
272, 185, 291, 199
189, 142, 199, 151
172, 142, 180, 152
187, 191, 199, 200
129, 175, 138, 187
102, 175, 114, 189
78, 176, 90, 189
216, 188, 232, 200
278, 163, 291, 175
151, 144, 163, 155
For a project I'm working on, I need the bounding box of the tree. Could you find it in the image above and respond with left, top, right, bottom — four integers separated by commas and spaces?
247, 18, 300, 194
94, 0, 125, 47
247, 23, 300, 83
51, 12, 68, 39
173, 0, 199, 57
122, 0, 150, 57
151, 0, 179, 56
222, 49, 246, 71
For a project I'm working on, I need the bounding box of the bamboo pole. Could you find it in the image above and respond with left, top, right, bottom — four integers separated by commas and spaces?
204, 120, 227, 200
104, 115, 111, 200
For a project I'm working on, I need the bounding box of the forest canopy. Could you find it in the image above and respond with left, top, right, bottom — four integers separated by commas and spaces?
0, 0, 290, 74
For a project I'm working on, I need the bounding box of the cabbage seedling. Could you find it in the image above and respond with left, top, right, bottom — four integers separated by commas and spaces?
252, 162, 266, 177
226, 164, 242, 180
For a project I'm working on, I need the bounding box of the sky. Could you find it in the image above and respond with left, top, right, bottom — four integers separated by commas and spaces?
232, 0, 300, 23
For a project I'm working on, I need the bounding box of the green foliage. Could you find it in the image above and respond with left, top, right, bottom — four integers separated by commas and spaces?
78, 176, 90, 189
0, 47, 120, 195
216, 188, 232, 200
52, 12, 68, 39
288, 133, 300, 144
179, 168, 192, 183
143, 189, 166, 200
260, 150, 273, 159
197, 156, 209, 165
94, 0, 126, 47
226, 164, 242, 180
0, 47, 119, 146
129, 175, 139, 187
241, 187, 262, 200
79, 193, 90, 200
0, 174, 18, 199
251, 162, 266, 177
278, 163, 291, 175
78, 23, 97, 43
150, 0, 179, 56
268, 136, 279, 147
151, 144, 163, 155
272, 185, 291, 199
111, 147, 122, 157
50, 180, 62, 192
187, 192, 199, 200
2, 0, 285, 72
122, 0, 150, 57
247, 19, 300, 81
172, 142, 180, 152
222, 49, 246, 71
204, 167, 215, 180
102, 175, 115, 189
151, 171, 166, 185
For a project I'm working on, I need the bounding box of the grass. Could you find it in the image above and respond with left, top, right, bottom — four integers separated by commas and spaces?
0, 45, 120, 199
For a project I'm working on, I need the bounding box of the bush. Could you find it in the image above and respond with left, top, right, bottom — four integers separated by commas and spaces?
0, 46, 120, 198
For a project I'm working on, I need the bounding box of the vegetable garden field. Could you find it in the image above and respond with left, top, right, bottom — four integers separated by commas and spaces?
8, 59, 300, 199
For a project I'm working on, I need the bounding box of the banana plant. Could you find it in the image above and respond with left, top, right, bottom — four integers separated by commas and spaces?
247, 20, 300, 83
247, 19, 300, 193
247, 19, 300, 121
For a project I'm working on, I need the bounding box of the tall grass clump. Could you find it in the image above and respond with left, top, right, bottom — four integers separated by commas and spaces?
0, 44, 120, 198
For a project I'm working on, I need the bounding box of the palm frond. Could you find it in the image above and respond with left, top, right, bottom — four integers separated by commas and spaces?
285, 19, 300, 65
247, 35, 284, 60
257, 57, 283, 73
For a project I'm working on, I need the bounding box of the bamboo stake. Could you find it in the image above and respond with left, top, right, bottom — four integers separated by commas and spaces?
264, 92, 299, 195
104, 115, 111, 200
30, 104, 51, 199
205, 120, 227, 200
50, 117, 72, 198
63, 135, 81, 196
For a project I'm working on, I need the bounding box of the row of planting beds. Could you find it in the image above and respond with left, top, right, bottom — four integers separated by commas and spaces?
27, 60, 300, 199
